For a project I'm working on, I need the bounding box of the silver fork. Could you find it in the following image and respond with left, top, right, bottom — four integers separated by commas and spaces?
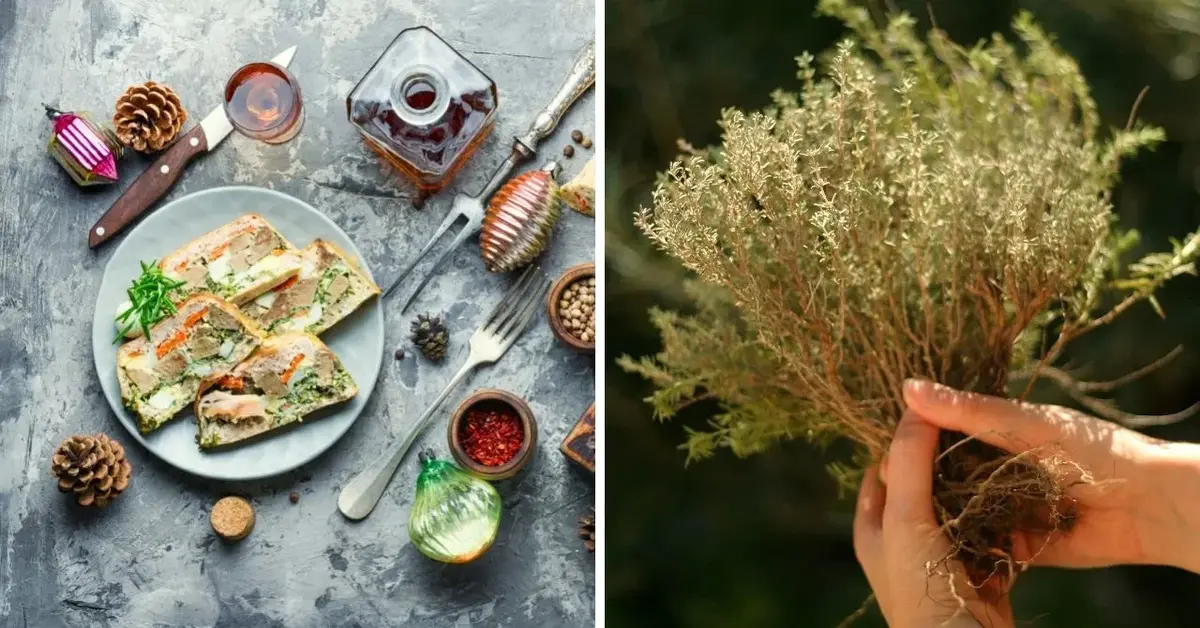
338, 265, 551, 520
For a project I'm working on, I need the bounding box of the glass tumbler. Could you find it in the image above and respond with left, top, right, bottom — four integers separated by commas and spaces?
224, 61, 305, 144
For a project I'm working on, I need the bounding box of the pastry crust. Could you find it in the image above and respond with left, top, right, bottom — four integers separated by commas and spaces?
157, 213, 302, 306
561, 158, 595, 216
195, 332, 358, 449
116, 294, 265, 433
240, 239, 380, 336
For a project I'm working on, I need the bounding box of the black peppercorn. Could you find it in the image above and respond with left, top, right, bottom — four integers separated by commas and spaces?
563, 144, 575, 158
570, 129, 584, 143
394, 348, 405, 360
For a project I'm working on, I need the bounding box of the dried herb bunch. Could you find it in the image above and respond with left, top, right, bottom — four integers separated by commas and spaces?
620, 0, 1200, 587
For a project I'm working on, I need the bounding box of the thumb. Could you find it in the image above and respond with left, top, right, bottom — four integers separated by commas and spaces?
882, 410, 940, 529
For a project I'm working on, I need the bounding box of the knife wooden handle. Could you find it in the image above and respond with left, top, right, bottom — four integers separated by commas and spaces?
88, 125, 209, 249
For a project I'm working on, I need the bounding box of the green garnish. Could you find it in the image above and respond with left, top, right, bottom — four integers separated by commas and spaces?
113, 260, 188, 344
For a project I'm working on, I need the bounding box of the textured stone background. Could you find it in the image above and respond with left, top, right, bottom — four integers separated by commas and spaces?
0, 1, 596, 626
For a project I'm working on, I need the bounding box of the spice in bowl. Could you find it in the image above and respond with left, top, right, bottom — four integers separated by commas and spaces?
558, 276, 595, 344
449, 391, 538, 480
459, 402, 525, 468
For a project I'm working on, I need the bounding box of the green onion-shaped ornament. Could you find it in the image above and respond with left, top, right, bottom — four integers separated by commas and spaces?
408, 449, 501, 563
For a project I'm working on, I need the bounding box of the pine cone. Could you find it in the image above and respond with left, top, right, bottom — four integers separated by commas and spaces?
578, 511, 595, 552
50, 433, 133, 508
410, 313, 449, 362
113, 82, 187, 152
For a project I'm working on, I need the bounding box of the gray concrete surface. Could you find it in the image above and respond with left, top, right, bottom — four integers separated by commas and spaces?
0, 1, 596, 626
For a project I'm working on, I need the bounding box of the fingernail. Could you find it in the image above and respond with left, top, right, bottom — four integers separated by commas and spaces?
904, 378, 950, 403
903, 378, 929, 400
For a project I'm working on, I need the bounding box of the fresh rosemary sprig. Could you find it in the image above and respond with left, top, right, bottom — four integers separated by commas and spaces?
113, 260, 187, 344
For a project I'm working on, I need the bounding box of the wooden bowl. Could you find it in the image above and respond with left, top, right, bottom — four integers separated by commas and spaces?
448, 389, 538, 481
547, 262, 595, 352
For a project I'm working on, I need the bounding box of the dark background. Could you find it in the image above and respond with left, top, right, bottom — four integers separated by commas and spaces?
605, 0, 1200, 625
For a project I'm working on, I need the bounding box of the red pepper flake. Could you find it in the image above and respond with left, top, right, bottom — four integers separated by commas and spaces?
459, 402, 524, 467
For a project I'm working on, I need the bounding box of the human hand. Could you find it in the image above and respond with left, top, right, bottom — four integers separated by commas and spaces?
901, 378, 1200, 574
854, 410, 1014, 628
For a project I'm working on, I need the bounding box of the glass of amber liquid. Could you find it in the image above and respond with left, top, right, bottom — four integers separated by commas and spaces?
346, 27, 498, 193
224, 62, 304, 144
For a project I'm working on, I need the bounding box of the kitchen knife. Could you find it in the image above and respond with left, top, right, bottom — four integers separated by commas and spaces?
88, 46, 298, 249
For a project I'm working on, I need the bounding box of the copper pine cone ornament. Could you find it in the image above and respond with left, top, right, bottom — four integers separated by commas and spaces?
50, 433, 133, 508
113, 81, 188, 152
480, 161, 564, 273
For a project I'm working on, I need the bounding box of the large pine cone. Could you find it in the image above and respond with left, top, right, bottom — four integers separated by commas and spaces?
113, 81, 187, 152
51, 434, 133, 508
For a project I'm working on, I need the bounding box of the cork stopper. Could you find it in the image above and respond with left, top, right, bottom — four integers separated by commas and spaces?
210, 496, 255, 541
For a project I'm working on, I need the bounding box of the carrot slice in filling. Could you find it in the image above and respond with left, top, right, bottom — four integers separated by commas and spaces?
184, 307, 208, 328
280, 354, 306, 385
207, 225, 255, 260
155, 307, 208, 358
273, 276, 299, 292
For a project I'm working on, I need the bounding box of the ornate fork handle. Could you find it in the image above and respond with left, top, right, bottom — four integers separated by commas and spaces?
337, 354, 485, 521
515, 41, 596, 152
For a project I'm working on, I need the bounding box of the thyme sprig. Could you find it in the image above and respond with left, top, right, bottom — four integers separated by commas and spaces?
113, 260, 187, 344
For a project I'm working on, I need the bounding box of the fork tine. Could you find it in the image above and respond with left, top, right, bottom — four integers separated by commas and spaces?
498, 275, 549, 345
484, 265, 536, 331
383, 209, 465, 299
488, 266, 542, 333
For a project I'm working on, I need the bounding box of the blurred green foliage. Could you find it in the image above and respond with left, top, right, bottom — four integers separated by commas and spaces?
605, 0, 1200, 626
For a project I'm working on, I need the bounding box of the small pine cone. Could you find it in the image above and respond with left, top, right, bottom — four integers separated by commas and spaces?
578, 511, 595, 552
50, 433, 133, 508
113, 81, 188, 152
410, 313, 449, 362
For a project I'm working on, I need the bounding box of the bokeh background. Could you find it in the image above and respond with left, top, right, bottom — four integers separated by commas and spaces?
605, 0, 1200, 626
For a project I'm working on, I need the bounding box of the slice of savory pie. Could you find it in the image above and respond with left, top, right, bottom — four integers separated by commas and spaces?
241, 239, 380, 335
195, 332, 358, 449
159, 214, 303, 306
117, 294, 265, 433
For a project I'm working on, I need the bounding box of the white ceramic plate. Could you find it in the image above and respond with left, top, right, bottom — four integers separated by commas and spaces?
92, 186, 384, 480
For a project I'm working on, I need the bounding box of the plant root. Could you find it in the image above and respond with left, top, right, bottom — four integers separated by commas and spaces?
931, 431, 1081, 590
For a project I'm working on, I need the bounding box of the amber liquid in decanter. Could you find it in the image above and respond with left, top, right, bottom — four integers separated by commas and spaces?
346, 27, 498, 193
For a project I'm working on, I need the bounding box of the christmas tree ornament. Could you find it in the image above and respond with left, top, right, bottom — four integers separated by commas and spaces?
408, 450, 502, 563
44, 106, 124, 186
113, 81, 188, 152
410, 313, 449, 362
50, 433, 133, 508
479, 161, 564, 273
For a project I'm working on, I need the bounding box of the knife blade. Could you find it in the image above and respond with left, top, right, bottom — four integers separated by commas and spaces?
88, 46, 298, 249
